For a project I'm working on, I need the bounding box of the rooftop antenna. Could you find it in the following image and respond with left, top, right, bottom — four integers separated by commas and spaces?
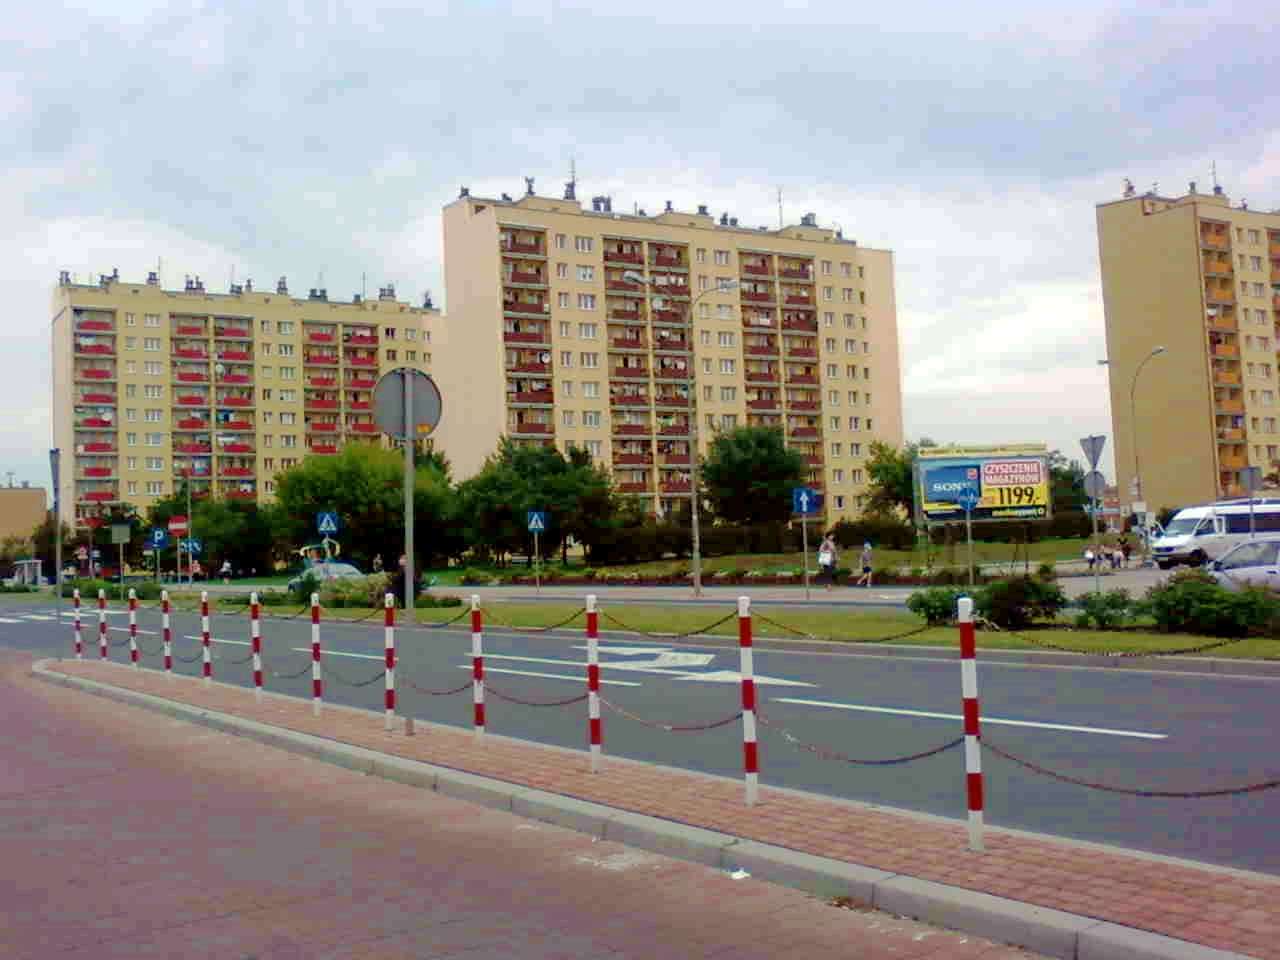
564, 156, 578, 201
1211, 161, 1219, 191
362, 272, 367, 301
777, 187, 783, 229
5, 471, 13, 488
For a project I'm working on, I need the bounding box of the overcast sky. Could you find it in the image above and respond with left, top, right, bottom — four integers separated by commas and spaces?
6, 0, 1278, 493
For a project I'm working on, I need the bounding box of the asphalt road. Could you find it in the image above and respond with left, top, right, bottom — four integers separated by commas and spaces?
6, 594, 1278, 876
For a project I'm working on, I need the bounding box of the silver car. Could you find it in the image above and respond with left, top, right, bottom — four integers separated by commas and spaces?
287, 561, 365, 592
1209, 538, 1280, 592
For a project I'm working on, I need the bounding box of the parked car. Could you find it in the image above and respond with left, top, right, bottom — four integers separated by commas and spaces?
1208, 538, 1280, 592
1151, 498, 1280, 568
287, 561, 366, 592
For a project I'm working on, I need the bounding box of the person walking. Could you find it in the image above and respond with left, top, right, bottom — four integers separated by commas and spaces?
817, 535, 838, 591
856, 542, 874, 587
1118, 534, 1132, 568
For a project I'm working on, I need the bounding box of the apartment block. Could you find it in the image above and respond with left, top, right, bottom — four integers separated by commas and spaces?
51, 272, 437, 529
1097, 182, 1280, 512
437, 184, 904, 524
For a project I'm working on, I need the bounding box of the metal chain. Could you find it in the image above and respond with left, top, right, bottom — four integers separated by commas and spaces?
331, 606, 383, 624
983, 738, 1280, 798
413, 607, 472, 630
977, 617, 1252, 659
486, 607, 587, 634
752, 613, 933, 646
485, 684, 587, 708
222, 650, 256, 665
756, 712, 965, 766
108, 637, 131, 648
599, 609, 738, 640
266, 660, 314, 680
323, 662, 387, 688
403, 677, 472, 696
598, 696, 742, 733
174, 651, 205, 664
135, 639, 165, 657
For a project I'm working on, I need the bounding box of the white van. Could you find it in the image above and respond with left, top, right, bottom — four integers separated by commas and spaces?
1150, 498, 1280, 569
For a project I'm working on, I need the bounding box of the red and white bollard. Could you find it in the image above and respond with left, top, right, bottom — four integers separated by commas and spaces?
251, 592, 263, 702
201, 591, 212, 685
471, 595, 485, 738
161, 590, 172, 674
310, 593, 322, 716
738, 596, 758, 807
128, 589, 139, 667
384, 593, 396, 731
73, 588, 82, 660
586, 594, 602, 772
97, 589, 107, 660
958, 596, 985, 852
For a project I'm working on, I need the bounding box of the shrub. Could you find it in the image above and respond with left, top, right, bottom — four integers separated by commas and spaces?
459, 567, 495, 586
829, 516, 915, 551
907, 586, 967, 625
61, 578, 113, 599
320, 573, 391, 609
0, 583, 37, 593
415, 593, 463, 609
1074, 590, 1134, 629
1036, 562, 1057, 582
289, 570, 320, 604
1139, 570, 1280, 637
976, 576, 1067, 630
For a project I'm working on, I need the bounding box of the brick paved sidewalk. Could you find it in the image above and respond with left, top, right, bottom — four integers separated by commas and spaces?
50, 660, 1280, 958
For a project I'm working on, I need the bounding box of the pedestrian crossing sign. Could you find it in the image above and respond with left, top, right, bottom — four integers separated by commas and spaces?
527, 511, 547, 533
316, 511, 341, 535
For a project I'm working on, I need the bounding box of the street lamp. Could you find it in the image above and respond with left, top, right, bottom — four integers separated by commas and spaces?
622, 270, 741, 596
1102, 346, 1167, 560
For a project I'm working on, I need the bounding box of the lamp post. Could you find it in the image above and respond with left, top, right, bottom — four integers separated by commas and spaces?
623, 271, 740, 596
1101, 345, 1167, 561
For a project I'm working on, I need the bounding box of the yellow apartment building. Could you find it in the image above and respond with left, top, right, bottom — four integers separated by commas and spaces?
0, 486, 47, 541
1097, 182, 1280, 513
436, 184, 904, 525
51, 272, 437, 529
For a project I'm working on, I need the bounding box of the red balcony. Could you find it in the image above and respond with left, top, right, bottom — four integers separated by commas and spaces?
748, 398, 780, 411
606, 280, 642, 292
510, 390, 554, 404
505, 239, 543, 255
346, 333, 378, 346
79, 392, 114, 404
176, 371, 208, 383
220, 396, 252, 407
742, 263, 771, 276
219, 349, 251, 362
220, 373, 251, 384
788, 400, 819, 411
785, 294, 813, 305
742, 291, 772, 303
510, 422, 553, 434
786, 373, 818, 385
83, 466, 112, 478
224, 442, 253, 454
661, 454, 692, 466
611, 338, 646, 350
617, 482, 652, 493
614, 453, 653, 465
659, 284, 690, 297
654, 339, 689, 352
175, 443, 211, 454
612, 367, 649, 380
225, 490, 256, 500
789, 427, 819, 439
76, 319, 113, 332
223, 419, 253, 431
659, 423, 690, 436
746, 370, 779, 383
655, 396, 687, 408
310, 444, 338, 455
177, 395, 207, 406
804, 455, 823, 466
308, 332, 335, 343
306, 398, 339, 410
652, 310, 685, 324
77, 369, 112, 382
780, 267, 810, 280
504, 300, 548, 315
176, 418, 207, 430
508, 270, 543, 285
785, 346, 818, 358
309, 376, 336, 387
347, 377, 377, 389
310, 422, 338, 433
660, 481, 692, 494
305, 354, 339, 365
609, 309, 642, 322
220, 467, 254, 478
176, 324, 205, 336
173, 348, 207, 360
348, 422, 377, 434
613, 423, 651, 436
503, 330, 549, 345
509, 362, 550, 374
611, 394, 649, 406
79, 417, 112, 428
653, 254, 682, 268
81, 490, 118, 503
345, 355, 377, 367
348, 400, 371, 410
605, 249, 643, 265
76, 343, 114, 356
215, 327, 251, 339
782, 318, 819, 332
744, 344, 776, 356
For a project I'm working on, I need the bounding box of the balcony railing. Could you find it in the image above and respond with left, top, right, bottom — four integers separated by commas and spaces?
659, 423, 690, 436
504, 238, 543, 255
508, 271, 544, 285
785, 346, 818, 358
309, 422, 338, 433
611, 367, 649, 380
503, 330, 549, 344
305, 354, 339, 365
660, 481, 692, 494
223, 444, 254, 455
176, 371, 208, 383
1220, 455, 1248, 470
613, 453, 653, 465
613, 423, 651, 436
308, 332, 335, 343
77, 417, 113, 428
610, 338, 646, 351
784, 294, 814, 305
348, 400, 372, 410
604, 249, 643, 265
80, 490, 118, 503
504, 300, 548, 315
611, 394, 650, 406
214, 327, 252, 339
347, 377, 377, 389
786, 373, 819, 385
1216, 399, 1245, 414
509, 421, 553, 435
609, 309, 642, 322
745, 370, 779, 383
175, 324, 205, 336
789, 400, 820, 411
346, 333, 378, 346
653, 338, 689, 352
1217, 429, 1245, 442
219, 396, 252, 407
175, 418, 207, 430
782, 318, 818, 332
76, 319, 114, 332
606, 280, 642, 292
76, 344, 115, 356
220, 467, 255, 478
221, 419, 253, 431
654, 366, 688, 380
82, 466, 113, 478
81, 442, 114, 452
653, 254, 682, 268
742, 263, 771, 276
76, 368, 113, 381
306, 398, 339, 409
748, 398, 780, 410
657, 284, 690, 296
348, 422, 378, 434
654, 395, 688, 408
617, 482, 652, 493
661, 454, 691, 466
218, 349, 251, 362
780, 267, 811, 280
173, 348, 207, 360
744, 344, 776, 356
308, 377, 338, 389
175, 443, 211, 454
310, 443, 338, 455
177, 395, 208, 406
789, 427, 819, 439
652, 310, 686, 325
79, 392, 115, 404
1213, 370, 1241, 385
345, 355, 378, 367
510, 390, 554, 404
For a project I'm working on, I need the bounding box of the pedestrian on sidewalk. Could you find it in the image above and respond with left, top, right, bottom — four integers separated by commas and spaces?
856, 542, 874, 587
817, 535, 838, 590
220, 559, 232, 584
1085, 547, 1096, 571
1118, 534, 1132, 568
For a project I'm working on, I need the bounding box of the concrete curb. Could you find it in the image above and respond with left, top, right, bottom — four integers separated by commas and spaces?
31, 660, 1255, 960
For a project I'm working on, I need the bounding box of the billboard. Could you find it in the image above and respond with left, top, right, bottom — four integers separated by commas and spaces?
914, 444, 1051, 524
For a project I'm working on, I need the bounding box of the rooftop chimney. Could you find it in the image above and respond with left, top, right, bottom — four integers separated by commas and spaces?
664, 200, 673, 213
59, 270, 71, 285
379, 283, 396, 301
244, 279, 253, 292
277, 276, 288, 295
423, 291, 434, 309
719, 212, 729, 226
696, 204, 709, 216
1214, 184, 1225, 196
800, 212, 817, 227
1189, 180, 1198, 194
525, 176, 535, 197
459, 185, 470, 198
145, 271, 158, 286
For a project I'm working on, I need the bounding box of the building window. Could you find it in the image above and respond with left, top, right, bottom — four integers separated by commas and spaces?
574, 236, 593, 253
580, 352, 599, 368
278, 343, 294, 357
278, 321, 295, 335
127, 481, 138, 495
280, 412, 295, 425
144, 314, 160, 328
280, 389, 296, 403
125, 361, 136, 374
124, 313, 136, 327
144, 361, 162, 375
556, 263, 568, 279
579, 322, 597, 339
695, 249, 706, 263
714, 250, 729, 266
577, 265, 594, 282
720, 386, 737, 401
717, 304, 732, 320
143, 337, 161, 351
279, 367, 296, 380
833, 469, 845, 483
722, 414, 738, 427
144, 409, 162, 422
840, 262, 852, 277
850, 416, 860, 430
719, 358, 735, 374
558, 320, 571, 337
577, 293, 596, 310
145, 433, 163, 447
405, 350, 416, 363
555, 234, 567, 250
702, 358, 713, 374
561, 380, 574, 397
261, 366, 273, 379
560, 351, 573, 367
583, 411, 601, 427
698, 303, 711, 319
703, 385, 713, 401
698, 275, 709, 292
263, 435, 273, 448
146, 481, 164, 496
386, 349, 397, 362
126, 433, 137, 447
125, 408, 137, 422
124, 336, 137, 350
562, 410, 576, 427
826, 363, 838, 377
583, 381, 600, 398
260, 320, 272, 335
823, 312, 834, 327
144, 384, 162, 399
821, 260, 832, 275
822, 286, 833, 301
824, 337, 837, 351
1249, 229, 1261, 244
406, 328, 418, 342
281, 435, 297, 448
587, 439, 602, 457
718, 331, 735, 347
827, 390, 839, 405
145, 456, 163, 471
124, 384, 137, 398
126, 457, 138, 470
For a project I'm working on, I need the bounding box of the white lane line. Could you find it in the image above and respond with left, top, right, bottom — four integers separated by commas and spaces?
459, 665, 640, 688
770, 697, 1168, 740
0, 617, 23, 624
290, 647, 381, 661
22, 615, 57, 621
110, 626, 159, 636
185, 635, 250, 647
482, 651, 686, 676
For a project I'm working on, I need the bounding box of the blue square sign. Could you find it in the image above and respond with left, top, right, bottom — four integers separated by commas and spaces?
527, 511, 547, 533
792, 487, 821, 516
316, 511, 341, 536
150, 528, 169, 549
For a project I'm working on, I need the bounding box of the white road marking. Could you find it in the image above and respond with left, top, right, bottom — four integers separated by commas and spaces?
770, 697, 1168, 740
22, 615, 57, 621
290, 647, 381, 660
109, 626, 158, 636
571, 645, 675, 656
483, 651, 811, 687
184, 635, 249, 647
0, 617, 23, 624
680, 670, 814, 688
460, 665, 640, 687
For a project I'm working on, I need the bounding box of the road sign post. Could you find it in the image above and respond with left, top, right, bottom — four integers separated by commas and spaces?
1243, 466, 1262, 539
49, 448, 61, 623
792, 488, 819, 600
957, 487, 980, 586
375, 369, 443, 625
527, 512, 547, 593
169, 515, 188, 586
1083, 460, 1107, 595
111, 523, 131, 600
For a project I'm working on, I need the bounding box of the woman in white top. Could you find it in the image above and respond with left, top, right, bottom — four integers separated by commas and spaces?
817, 536, 839, 590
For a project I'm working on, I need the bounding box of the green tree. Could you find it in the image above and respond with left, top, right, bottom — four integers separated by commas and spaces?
702, 426, 805, 525
1048, 451, 1088, 513
865, 439, 936, 517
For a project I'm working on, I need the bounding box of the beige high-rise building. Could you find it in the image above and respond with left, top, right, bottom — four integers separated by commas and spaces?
51, 272, 437, 529
1097, 183, 1280, 513
436, 185, 904, 524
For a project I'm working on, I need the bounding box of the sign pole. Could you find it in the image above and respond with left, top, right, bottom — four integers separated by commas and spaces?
1090, 496, 1102, 595
402, 370, 415, 626
801, 517, 810, 600
186, 477, 193, 587
50, 448, 61, 622
118, 542, 125, 600
534, 529, 541, 593
965, 503, 974, 588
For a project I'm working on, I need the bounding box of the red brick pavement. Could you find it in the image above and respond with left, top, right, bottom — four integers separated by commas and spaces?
47, 659, 1280, 958
0, 651, 1033, 959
